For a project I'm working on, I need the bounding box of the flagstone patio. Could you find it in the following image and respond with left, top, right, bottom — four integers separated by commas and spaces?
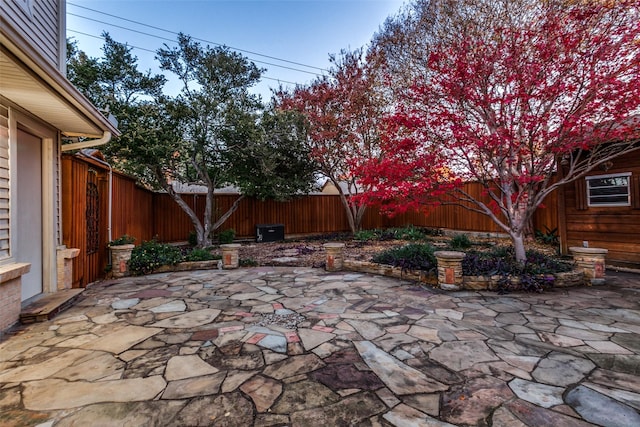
1, 267, 639, 426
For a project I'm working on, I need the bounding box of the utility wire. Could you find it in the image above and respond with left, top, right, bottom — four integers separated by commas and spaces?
67, 2, 328, 73
68, 29, 301, 86
67, 13, 322, 77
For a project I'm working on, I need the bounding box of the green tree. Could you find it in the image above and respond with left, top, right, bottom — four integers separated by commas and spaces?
154, 34, 316, 247
68, 34, 316, 247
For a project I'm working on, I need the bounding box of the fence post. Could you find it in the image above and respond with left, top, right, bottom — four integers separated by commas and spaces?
221, 244, 241, 269
323, 243, 345, 272
569, 247, 608, 285
110, 244, 135, 278
434, 251, 466, 291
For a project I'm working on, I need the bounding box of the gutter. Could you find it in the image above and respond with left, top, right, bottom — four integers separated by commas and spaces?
61, 131, 112, 152
76, 150, 113, 243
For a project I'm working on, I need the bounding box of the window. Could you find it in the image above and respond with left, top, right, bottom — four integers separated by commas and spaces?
586, 173, 631, 207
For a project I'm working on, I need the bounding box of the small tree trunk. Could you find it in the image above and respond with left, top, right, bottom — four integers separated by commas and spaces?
511, 232, 527, 264
212, 195, 245, 231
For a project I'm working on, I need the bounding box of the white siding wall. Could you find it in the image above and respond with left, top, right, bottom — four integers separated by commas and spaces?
1, 0, 62, 69
0, 104, 11, 260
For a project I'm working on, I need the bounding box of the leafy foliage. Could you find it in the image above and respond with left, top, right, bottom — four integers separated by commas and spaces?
360, 1, 640, 263
67, 34, 316, 249
354, 226, 437, 242
108, 234, 135, 247
128, 240, 183, 275
239, 258, 259, 267
448, 234, 473, 250
278, 48, 387, 233
371, 243, 437, 273
218, 229, 236, 245
183, 248, 219, 262
535, 227, 559, 247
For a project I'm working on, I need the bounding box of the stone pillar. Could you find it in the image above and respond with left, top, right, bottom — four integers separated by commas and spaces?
434, 251, 466, 291
56, 246, 80, 290
221, 244, 241, 269
110, 244, 135, 278
323, 243, 345, 272
569, 247, 608, 285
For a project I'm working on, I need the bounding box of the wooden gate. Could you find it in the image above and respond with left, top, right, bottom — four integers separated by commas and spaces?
62, 155, 109, 287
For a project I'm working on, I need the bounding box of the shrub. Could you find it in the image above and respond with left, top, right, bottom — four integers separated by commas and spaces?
128, 240, 183, 275
449, 233, 473, 250
187, 231, 198, 247
372, 243, 437, 273
354, 229, 378, 241
218, 229, 236, 244
535, 226, 559, 246
183, 248, 218, 262
240, 258, 258, 267
396, 225, 429, 241
108, 234, 135, 246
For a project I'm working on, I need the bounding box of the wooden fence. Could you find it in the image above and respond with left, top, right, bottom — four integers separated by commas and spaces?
150, 183, 558, 241
62, 154, 558, 286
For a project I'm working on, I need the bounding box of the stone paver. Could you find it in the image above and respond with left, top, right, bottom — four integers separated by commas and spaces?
0, 267, 639, 426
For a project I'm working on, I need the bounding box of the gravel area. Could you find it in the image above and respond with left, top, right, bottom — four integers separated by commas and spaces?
237, 239, 408, 268
234, 236, 557, 268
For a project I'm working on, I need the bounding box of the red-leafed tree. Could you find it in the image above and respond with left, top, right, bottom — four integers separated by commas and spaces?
278, 49, 386, 233
360, 1, 640, 262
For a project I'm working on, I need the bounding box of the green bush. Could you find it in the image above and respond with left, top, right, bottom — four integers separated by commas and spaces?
395, 225, 428, 241
218, 229, 236, 244
372, 243, 437, 272
108, 234, 135, 246
354, 229, 378, 241
535, 226, 559, 246
187, 231, 198, 247
183, 248, 219, 262
128, 240, 183, 275
449, 233, 473, 250
240, 258, 258, 267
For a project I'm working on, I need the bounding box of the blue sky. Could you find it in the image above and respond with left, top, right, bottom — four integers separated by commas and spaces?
66, 0, 405, 100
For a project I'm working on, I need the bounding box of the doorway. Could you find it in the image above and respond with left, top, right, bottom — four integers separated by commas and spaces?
16, 128, 43, 301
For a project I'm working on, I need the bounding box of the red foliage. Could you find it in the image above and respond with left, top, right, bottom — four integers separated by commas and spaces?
359, 1, 640, 244
277, 49, 386, 232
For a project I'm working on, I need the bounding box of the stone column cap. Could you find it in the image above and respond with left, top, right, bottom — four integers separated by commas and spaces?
569, 247, 608, 255
109, 244, 135, 250
434, 250, 466, 259
220, 243, 241, 249
323, 242, 346, 249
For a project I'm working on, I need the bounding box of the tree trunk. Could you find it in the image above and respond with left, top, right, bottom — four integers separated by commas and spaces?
511, 232, 527, 264
212, 195, 245, 231
164, 187, 209, 247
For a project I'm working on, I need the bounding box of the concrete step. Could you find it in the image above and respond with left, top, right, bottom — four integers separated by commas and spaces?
20, 289, 84, 324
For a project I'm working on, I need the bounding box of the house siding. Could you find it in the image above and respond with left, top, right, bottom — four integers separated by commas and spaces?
561, 151, 640, 268
0, 104, 10, 260
1, 0, 62, 70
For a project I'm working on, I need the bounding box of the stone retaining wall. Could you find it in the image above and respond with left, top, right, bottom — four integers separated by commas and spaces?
153, 260, 223, 274
342, 259, 584, 290
343, 260, 438, 285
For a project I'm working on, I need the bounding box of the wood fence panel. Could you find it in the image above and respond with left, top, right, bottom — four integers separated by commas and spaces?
111, 173, 155, 244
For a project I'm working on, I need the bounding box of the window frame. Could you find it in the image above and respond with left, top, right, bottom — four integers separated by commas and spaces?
586, 172, 632, 207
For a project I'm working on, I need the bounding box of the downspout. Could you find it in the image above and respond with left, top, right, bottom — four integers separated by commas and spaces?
76, 151, 113, 244
61, 131, 112, 152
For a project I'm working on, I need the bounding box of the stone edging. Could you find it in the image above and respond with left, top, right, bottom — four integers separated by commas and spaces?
343, 260, 438, 285
342, 259, 584, 290
153, 260, 222, 273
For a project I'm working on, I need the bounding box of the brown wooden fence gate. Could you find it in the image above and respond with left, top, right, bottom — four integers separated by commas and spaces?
62, 155, 109, 288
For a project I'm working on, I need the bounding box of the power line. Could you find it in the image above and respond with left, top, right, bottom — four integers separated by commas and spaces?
67, 13, 322, 77
67, 2, 328, 73
67, 29, 301, 86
